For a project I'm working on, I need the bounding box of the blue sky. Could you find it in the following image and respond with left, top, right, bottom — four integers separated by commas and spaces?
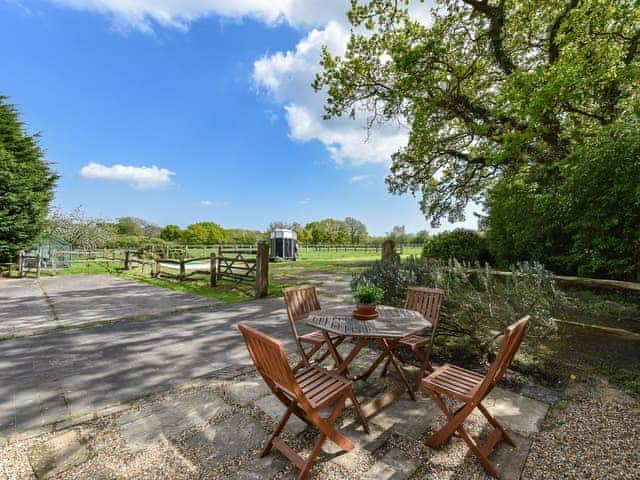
0, 0, 476, 236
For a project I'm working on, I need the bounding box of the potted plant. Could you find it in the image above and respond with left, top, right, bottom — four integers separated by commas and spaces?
353, 283, 384, 320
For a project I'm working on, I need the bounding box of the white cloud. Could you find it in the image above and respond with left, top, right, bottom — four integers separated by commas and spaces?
79, 162, 174, 189
49, 0, 350, 32
253, 20, 408, 165
200, 200, 229, 207
298, 197, 311, 205
348, 174, 373, 184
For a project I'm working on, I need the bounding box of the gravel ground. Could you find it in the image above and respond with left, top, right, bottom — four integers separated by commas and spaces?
2, 358, 635, 480
522, 376, 640, 479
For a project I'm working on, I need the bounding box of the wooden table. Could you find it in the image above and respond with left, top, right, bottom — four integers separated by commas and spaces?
307, 305, 431, 416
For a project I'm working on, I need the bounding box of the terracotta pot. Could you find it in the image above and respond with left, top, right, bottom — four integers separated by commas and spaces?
353, 304, 378, 320
356, 304, 377, 316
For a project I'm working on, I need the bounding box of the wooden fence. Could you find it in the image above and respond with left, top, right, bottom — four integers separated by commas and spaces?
297, 243, 425, 254
151, 242, 269, 298
211, 242, 269, 297
153, 256, 212, 281
18, 252, 41, 278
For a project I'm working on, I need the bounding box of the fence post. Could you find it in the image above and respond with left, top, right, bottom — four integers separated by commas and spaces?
179, 259, 185, 281
382, 240, 396, 261
210, 253, 217, 287
255, 241, 269, 298
35, 254, 41, 279
51, 250, 57, 276
124, 250, 130, 270
18, 251, 24, 277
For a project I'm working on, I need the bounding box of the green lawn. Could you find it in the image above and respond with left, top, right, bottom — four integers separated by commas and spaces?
19, 246, 423, 304
271, 246, 422, 276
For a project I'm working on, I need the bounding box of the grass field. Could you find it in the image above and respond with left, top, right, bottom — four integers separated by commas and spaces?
11, 246, 424, 303
271, 246, 422, 275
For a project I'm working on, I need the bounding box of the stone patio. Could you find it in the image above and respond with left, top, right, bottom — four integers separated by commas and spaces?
3, 345, 550, 480
0, 274, 554, 479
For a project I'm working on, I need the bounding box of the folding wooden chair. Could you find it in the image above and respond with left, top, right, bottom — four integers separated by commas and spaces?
238, 323, 369, 480
382, 287, 445, 390
283, 285, 344, 370
421, 316, 530, 477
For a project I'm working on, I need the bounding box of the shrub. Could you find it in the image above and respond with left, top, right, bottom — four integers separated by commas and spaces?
353, 283, 384, 305
422, 229, 491, 265
353, 257, 561, 359
484, 118, 640, 281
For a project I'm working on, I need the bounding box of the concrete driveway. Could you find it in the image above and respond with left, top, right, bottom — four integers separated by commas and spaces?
0, 274, 344, 437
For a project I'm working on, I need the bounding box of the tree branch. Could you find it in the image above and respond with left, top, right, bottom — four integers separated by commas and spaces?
625, 29, 640, 65
564, 103, 608, 125
548, 0, 579, 64
463, 0, 516, 74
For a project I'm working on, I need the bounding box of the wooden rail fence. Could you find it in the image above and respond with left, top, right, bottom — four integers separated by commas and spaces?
211, 242, 269, 297
299, 244, 413, 254
18, 251, 41, 278
150, 242, 269, 298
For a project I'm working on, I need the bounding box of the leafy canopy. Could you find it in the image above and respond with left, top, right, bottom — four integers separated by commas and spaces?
422, 228, 491, 264
314, 0, 640, 225
184, 222, 227, 245
484, 117, 640, 280
0, 96, 57, 261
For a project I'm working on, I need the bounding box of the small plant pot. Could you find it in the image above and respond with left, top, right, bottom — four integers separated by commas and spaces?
353, 304, 378, 320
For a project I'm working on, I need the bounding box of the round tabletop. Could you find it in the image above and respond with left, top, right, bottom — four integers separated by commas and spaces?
306, 305, 431, 339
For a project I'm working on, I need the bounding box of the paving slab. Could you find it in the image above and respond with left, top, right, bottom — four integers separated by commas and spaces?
360, 448, 419, 480
255, 395, 308, 436
0, 294, 299, 436
490, 431, 533, 480
40, 275, 221, 327
224, 377, 270, 406
323, 421, 387, 473
367, 393, 444, 441
27, 429, 90, 479
0, 372, 68, 436
181, 414, 270, 468
228, 454, 287, 480
484, 387, 548, 436
116, 390, 231, 452
0, 278, 54, 338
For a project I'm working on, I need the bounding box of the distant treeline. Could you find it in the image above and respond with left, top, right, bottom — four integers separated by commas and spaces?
46, 211, 431, 251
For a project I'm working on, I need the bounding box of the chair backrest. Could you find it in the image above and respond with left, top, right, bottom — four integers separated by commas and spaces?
238, 323, 298, 394
478, 316, 530, 397
283, 285, 321, 332
405, 287, 445, 339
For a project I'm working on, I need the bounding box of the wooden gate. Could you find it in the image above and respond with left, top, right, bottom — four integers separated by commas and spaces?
211, 242, 269, 297
216, 254, 256, 282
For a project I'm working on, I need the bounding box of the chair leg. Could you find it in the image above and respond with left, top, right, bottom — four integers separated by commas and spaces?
425, 390, 475, 447
478, 402, 516, 448
294, 343, 322, 371
298, 395, 351, 480
425, 391, 500, 478
348, 388, 370, 434
313, 343, 335, 366
413, 346, 433, 392
261, 400, 296, 457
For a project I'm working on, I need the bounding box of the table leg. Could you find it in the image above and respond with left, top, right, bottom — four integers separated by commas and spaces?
381, 339, 416, 401
321, 331, 348, 372
338, 338, 369, 376
357, 345, 389, 381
